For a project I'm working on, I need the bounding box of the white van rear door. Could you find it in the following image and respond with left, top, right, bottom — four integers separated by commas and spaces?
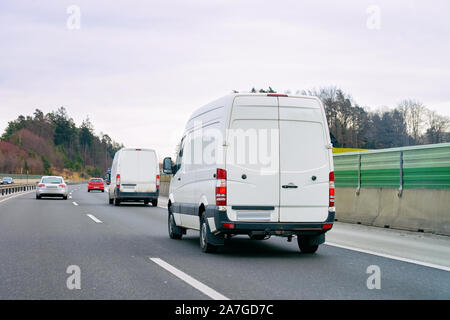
226, 96, 280, 222
120, 150, 157, 192
137, 150, 157, 192
278, 97, 330, 222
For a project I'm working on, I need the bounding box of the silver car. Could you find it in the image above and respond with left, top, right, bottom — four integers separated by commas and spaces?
36, 176, 68, 200
1, 177, 14, 184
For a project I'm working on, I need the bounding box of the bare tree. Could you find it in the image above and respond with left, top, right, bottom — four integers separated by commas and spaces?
303, 87, 364, 147
425, 110, 450, 144
398, 99, 426, 144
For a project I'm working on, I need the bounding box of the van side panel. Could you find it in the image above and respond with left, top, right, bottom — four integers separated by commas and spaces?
109, 151, 120, 199
193, 121, 223, 207
172, 105, 227, 230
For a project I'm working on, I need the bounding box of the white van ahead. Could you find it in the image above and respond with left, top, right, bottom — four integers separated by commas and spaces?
109, 148, 160, 206
163, 93, 334, 253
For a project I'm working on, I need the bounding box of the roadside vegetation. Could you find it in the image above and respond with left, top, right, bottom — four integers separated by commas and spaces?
254, 86, 450, 149
0, 107, 122, 177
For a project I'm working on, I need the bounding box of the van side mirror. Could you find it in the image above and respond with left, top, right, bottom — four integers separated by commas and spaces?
163, 157, 173, 174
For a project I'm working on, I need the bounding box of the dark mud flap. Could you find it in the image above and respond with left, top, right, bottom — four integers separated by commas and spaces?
206, 220, 225, 246
204, 206, 226, 246
303, 233, 325, 246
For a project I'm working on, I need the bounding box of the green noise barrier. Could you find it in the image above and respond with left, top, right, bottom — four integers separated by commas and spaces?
334, 143, 450, 193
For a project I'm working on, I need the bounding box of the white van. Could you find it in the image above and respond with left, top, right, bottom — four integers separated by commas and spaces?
163, 93, 335, 253
109, 148, 160, 206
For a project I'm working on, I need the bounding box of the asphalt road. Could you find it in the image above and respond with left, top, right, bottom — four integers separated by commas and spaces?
0, 185, 448, 300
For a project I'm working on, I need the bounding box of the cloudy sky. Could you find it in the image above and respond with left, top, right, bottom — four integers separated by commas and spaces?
1, 0, 449, 158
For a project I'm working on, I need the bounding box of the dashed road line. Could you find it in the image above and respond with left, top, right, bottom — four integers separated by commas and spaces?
86, 214, 102, 223
149, 257, 229, 300
72, 202, 78, 206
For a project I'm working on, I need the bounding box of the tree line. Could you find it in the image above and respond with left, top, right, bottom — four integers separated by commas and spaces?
0, 107, 123, 175
2, 89, 449, 174
252, 87, 450, 148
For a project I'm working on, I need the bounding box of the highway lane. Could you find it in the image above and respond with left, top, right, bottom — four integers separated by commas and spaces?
0, 184, 449, 299
0, 185, 205, 299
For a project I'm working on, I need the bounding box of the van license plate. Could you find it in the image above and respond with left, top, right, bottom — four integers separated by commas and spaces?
236, 211, 271, 221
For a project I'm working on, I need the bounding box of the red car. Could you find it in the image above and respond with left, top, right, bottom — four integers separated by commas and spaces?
88, 178, 105, 192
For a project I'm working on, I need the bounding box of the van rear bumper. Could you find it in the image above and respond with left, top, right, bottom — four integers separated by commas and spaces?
115, 188, 159, 200
206, 206, 334, 236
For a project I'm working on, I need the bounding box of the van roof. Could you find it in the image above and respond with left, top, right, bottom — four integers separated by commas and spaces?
188, 93, 322, 122
119, 148, 156, 152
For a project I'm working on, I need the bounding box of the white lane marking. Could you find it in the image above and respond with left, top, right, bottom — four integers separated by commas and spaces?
69, 196, 72, 199
158, 204, 168, 209
325, 242, 450, 272
86, 214, 102, 223
72, 202, 78, 206
149, 257, 229, 300
0, 190, 34, 204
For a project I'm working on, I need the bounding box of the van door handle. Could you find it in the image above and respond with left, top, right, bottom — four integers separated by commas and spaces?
282, 184, 298, 189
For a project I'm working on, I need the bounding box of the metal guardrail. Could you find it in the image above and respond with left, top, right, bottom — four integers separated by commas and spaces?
0, 183, 36, 196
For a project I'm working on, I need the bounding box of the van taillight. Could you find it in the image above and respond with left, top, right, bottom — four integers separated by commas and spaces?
156, 175, 160, 189
116, 174, 121, 188
329, 171, 335, 207
38, 184, 45, 188
215, 168, 227, 206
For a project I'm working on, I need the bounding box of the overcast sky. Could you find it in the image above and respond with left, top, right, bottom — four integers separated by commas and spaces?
1, 0, 449, 159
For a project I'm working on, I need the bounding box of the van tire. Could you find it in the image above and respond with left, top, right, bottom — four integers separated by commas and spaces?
144, 200, 149, 205
152, 199, 158, 207
168, 209, 183, 239
200, 215, 217, 253
297, 237, 319, 254
114, 197, 121, 206
109, 197, 113, 204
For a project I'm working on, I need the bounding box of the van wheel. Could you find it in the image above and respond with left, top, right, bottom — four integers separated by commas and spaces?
63, 195, 68, 200
144, 200, 149, 205
152, 199, 158, 207
114, 197, 121, 206
297, 237, 319, 254
200, 215, 217, 253
109, 197, 113, 204
168, 209, 183, 239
